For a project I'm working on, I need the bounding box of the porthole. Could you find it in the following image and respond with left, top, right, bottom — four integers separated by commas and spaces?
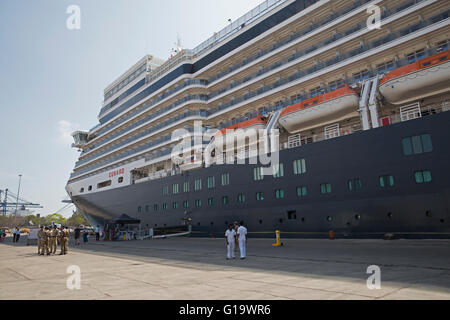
426, 211, 432, 217
154, 224, 157, 227
259, 220, 263, 224
301, 217, 305, 223
327, 216, 333, 222
210, 222, 214, 226
279, 218, 283, 223
355, 214, 361, 220
440, 219, 445, 224
197, 222, 201, 226
388, 212, 393, 219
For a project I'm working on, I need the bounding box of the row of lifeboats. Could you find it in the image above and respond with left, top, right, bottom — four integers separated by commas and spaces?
215, 49, 450, 134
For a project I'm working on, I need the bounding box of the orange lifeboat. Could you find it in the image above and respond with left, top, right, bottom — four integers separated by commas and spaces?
278, 85, 359, 133
214, 116, 268, 138
379, 50, 450, 105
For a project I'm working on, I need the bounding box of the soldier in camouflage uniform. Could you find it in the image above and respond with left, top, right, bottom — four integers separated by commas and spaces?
37, 226, 46, 255
59, 226, 69, 255
49, 225, 59, 254
41, 227, 50, 256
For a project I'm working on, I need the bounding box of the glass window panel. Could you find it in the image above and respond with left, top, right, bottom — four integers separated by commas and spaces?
412, 136, 423, 154
402, 137, 413, 155
379, 176, 385, 188
388, 176, 395, 187
423, 171, 432, 183
421, 134, 433, 153
415, 171, 424, 183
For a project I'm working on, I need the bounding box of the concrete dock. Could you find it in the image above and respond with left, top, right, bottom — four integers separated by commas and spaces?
1, 235, 450, 300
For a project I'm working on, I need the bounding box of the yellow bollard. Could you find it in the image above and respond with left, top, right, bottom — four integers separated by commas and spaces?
272, 230, 283, 247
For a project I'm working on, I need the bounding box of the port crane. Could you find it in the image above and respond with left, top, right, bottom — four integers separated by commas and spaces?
0, 188, 43, 215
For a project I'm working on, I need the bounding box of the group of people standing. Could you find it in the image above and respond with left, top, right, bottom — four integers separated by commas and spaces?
11, 227, 21, 242
37, 225, 69, 255
225, 221, 248, 260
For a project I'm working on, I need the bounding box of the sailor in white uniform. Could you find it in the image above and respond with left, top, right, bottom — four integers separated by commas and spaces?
237, 221, 248, 259
225, 224, 236, 259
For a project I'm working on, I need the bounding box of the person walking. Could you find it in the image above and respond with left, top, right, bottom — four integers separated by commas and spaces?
237, 221, 248, 259
225, 224, 236, 260
12, 227, 17, 242
74, 226, 81, 245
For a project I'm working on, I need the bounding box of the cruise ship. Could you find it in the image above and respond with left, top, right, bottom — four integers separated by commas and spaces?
66, 0, 450, 238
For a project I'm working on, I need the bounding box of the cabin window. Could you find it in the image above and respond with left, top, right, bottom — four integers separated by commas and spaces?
273, 163, 284, 178
162, 186, 169, 196
88, 186, 92, 191
328, 79, 344, 91
296, 186, 307, 197
145, 205, 150, 212
207, 176, 215, 189
118, 177, 123, 183
253, 167, 264, 181
97, 180, 112, 189
183, 181, 190, 192
79, 188, 84, 193
256, 192, 264, 201
162, 203, 168, 210
352, 69, 370, 83
194, 179, 202, 191
237, 193, 246, 203
379, 175, 395, 188
222, 196, 229, 205
275, 189, 285, 199
406, 48, 425, 63
172, 184, 179, 194
221, 173, 230, 186
138, 206, 142, 213
414, 170, 432, 184
154, 204, 158, 211
310, 86, 324, 97
348, 179, 362, 191
320, 183, 332, 194
183, 201, 189, 208
195, 199, 202, 208
376, 60, 395, 74
173, 202, 178, 209
436, 39, 449, 52
208, 197, 214, 206
402, 134, 433, 155
293, 159, 306, 175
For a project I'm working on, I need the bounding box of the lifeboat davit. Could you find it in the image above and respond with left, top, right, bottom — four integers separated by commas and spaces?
278, 84, 359, 133
379, 50, 450, 105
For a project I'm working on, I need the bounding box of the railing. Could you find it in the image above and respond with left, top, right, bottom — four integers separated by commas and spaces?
192, 0, 289, 56
73, 117, 207, 175
83, 94, 208, 155
90, 0, 432, 155
70, 1, 450, 180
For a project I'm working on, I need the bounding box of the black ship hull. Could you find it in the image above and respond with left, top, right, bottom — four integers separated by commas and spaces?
72, 112, 450, 238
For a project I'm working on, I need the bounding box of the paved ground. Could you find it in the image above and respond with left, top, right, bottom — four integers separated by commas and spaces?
1, 235, 450, 300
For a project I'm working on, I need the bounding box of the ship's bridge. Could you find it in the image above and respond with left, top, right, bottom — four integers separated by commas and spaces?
72, 131, 90, 150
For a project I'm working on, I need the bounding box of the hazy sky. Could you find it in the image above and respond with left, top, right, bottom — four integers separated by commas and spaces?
0, 0, 263, 217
